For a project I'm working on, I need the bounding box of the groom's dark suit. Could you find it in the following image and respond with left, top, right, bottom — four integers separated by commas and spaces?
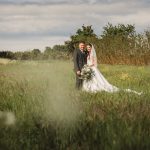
73, 49, 88, 89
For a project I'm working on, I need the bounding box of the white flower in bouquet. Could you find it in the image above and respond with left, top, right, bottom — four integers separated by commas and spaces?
79, 65, 95, 81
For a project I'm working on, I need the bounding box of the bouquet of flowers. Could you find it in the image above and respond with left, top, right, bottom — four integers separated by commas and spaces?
79, 64, 95, 81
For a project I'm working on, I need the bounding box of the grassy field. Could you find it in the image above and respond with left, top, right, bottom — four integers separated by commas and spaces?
0, 58, 150, 150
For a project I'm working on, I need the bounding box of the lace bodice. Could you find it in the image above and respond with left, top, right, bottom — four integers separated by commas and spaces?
87, 57, 93, 66
87, 55, 97, 67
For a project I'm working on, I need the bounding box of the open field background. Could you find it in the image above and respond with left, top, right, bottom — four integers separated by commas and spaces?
0, 58, 150, 150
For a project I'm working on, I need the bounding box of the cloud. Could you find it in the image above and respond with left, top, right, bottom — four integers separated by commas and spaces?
0, 0, 96, 5
0, 0, 150, 51
0, 0, 149, 6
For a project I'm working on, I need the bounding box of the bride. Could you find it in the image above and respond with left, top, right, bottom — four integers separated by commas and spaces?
82, 43, 142, 95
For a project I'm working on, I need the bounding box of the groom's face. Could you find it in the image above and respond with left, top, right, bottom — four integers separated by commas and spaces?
79, 43, 85, 51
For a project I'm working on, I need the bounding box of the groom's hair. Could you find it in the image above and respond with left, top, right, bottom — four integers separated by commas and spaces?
79, 41, 85, 45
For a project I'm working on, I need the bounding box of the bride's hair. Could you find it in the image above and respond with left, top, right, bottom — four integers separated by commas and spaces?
87, 43, 92, 48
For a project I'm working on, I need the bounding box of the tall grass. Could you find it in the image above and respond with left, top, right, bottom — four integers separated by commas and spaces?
0, 59, 149, 150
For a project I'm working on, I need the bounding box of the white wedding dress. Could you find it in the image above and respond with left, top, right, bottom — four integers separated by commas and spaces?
82, 45, 142, 95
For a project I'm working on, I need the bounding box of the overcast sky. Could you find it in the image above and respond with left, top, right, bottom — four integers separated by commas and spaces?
0, 0, 150, 51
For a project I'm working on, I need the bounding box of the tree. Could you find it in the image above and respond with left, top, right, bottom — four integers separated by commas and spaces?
99, 23, 137, 56
65, 25, 98, 53
145, 28, 150, 48
0, 51, 14, 59
101, 23, 136, 39
44, 47, 52, 54
31, 49, 41, 59
52, 45, 67, 51
32, 49, 41, 55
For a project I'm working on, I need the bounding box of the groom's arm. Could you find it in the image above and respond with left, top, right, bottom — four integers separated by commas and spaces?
73, 50, 80, 73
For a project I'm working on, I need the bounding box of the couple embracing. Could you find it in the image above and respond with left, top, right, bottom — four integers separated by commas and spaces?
73, 41, 142, 95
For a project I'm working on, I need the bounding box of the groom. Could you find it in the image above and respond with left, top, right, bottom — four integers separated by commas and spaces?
73, 41, 88, 90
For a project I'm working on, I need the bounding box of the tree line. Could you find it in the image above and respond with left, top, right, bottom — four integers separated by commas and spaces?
0, 45, 69, 60
0, 23, 150, 65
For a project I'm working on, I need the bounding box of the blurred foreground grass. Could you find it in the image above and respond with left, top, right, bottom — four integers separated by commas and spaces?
0, 59, 150, 150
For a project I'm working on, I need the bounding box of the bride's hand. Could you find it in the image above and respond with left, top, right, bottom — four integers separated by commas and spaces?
89, 64, 94, 67
77, 71, 81, 75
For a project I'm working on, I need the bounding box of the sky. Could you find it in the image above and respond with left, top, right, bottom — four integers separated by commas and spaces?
0, 0, 150, 51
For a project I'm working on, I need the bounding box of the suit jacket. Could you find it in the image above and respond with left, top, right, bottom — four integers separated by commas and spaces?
73, 49, 88, 73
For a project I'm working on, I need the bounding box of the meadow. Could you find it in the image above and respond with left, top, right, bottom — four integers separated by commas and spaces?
0, 58, 150, 150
